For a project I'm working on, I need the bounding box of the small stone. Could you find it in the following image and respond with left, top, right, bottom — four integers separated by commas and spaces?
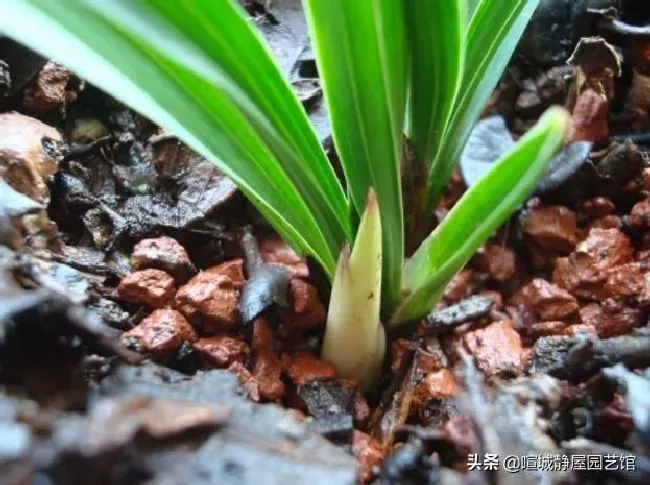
22, 62, 70, 113
443, 269, 475, 302
473, 244, 517, 281
281, 352, 337, 385
605, 262, 647, 300
259, 234, 309, 278
174, 271, 240, 333
567, 88, 609, 144
193, 336, 249, 368
576, 229, 634, 271
579, 300, 643, 338
228, 362, 260, 402
280, 279, 326, 336
563, 324, 597, 336
121, 309, 198, 358
531, 321, 570, 339
521, 206, 578, 252
462, 320, 524, 377
583, 197, 615, 217
512, 278, 579, 321
131, 236, 196, 282
252, 318, 284, 401
414, 369, 459, 407
352, 430, 383, 483
0, 113, 61, 203
206, 259, 245, 288
589, 215, 622, 231
117, 269, 176, 309
630, 198, 650, 227
554, 228, 634, 300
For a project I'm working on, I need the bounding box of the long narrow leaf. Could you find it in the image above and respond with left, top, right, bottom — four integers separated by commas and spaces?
406, 0, 465, 169
393, 106, 570, 325
0, 0, 349, 276
423, 0, 540, 213
303, 0, 407, 307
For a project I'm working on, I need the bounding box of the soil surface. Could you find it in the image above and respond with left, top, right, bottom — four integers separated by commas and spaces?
2, 1, 650, 484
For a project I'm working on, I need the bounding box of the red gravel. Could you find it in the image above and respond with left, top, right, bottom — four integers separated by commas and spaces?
121, 309, 198, 358
193, 336, 249, 368
174, 271, 240, 333
117, 269, 177, 309
462, 320, 525, 377
281, 352, 337, 385
521, 206, 578, 252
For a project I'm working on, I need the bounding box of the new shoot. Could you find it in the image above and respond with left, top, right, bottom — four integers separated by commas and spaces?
321, 190, 385, 393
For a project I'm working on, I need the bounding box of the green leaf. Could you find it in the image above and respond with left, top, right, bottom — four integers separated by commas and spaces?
322, 190, 385, 393
406, 0, 465, 169
0, 0, 350, 276
303, 0, 407, 307
392, 106, 570, 325
424, 0, 541, 212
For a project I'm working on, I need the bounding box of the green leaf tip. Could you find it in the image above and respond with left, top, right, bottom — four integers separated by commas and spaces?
321, 189, 385, 393
392, 105, 570, 326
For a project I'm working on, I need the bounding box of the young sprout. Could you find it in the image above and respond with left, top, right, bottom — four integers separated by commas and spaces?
321, 190, 385, 393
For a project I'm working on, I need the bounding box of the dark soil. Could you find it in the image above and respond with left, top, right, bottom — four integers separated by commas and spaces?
2, 1, 650, 484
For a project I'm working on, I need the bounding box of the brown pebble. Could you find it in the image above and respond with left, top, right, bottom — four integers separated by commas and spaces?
563, 324, 598, 336
567, 88, 610, 144
530, 321, 570, 339
579, 300, 643, 338
206, 259, 245, 288
121, 309, 198, 358
473, 244, 517, 281
23, 62, 70, 113
259, 234, 309, 278
415, 369, 459, 404
117, 269, 176, 309
512, 278, 579, 321
281, 352, 337, 385
280, 279, 326, 336
174, 271, 240, 333
0, 112, 62, 203
605, 262, 647, 300
131, 236, 196, 282
554, 228, 634, 300
630, 198, 650, 227
462, 320, 524, 377
193, 336, 249, 368
228, 362, 260, 402
252, 318, 284, 402
589, 215, 622, 231
583, 197, 616, 217
352, 430, 383, 483
521, 206, 578, 252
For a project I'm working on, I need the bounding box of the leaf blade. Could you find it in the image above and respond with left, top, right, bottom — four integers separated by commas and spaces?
424, 0, 541, 212
406, 0, 465, 169
393, 106, 570, 325
0, 0, 347, 275
303, 0, 407, 306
